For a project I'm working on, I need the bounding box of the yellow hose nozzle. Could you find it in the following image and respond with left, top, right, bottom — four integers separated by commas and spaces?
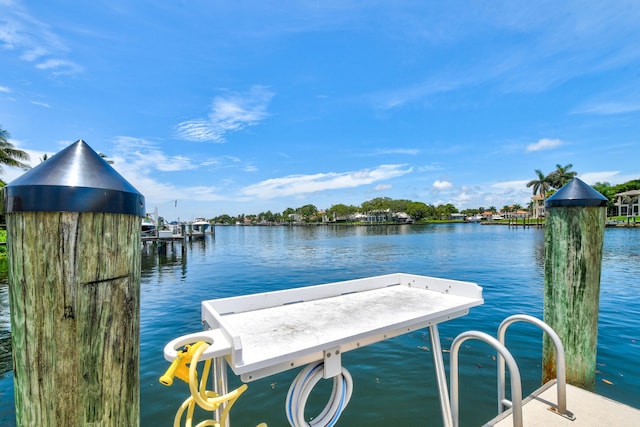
159, 342, 207, 386
159, 356, 182, 386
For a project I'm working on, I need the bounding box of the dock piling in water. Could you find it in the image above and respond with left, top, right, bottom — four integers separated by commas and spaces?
3, 140, 145, 426
542, 178, 608, 391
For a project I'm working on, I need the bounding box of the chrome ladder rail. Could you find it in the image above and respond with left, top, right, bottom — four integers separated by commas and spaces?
450, 331, 524, 427
497, 314, 573, 420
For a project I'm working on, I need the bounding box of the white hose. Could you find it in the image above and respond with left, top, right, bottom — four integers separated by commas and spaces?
286, 361, 353, 427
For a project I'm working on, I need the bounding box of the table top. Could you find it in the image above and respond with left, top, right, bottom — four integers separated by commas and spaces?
202, 273, 483, 381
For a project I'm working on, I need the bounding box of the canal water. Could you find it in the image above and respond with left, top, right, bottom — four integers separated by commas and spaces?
0, 224, 638, 426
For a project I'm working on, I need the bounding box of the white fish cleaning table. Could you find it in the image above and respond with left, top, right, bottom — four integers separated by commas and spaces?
164, 273, 483, 426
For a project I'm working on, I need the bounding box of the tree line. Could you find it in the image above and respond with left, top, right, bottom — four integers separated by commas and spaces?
212, 198, 516, 225
212, 199, 457, 225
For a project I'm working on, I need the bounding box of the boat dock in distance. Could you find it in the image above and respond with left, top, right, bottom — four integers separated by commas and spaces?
141, 217, 213, 245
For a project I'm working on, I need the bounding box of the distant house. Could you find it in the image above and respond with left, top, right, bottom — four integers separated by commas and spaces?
613, 189, 640, 216
288, 213, 304, 222
347, 213, 365, 222
513, 209, 529, 218
348, 210, 395, 223
366, 209, 391, 223
532, 193, 545, 219
394, 212, 414, 224
317, 210, 329, 223
332, 215, 351, 223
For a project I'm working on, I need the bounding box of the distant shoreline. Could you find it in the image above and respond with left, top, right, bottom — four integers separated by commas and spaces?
213, 220, 640, 228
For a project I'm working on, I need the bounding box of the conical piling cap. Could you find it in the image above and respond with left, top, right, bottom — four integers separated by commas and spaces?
545, 178, 608, 208
4, 139, 145, 216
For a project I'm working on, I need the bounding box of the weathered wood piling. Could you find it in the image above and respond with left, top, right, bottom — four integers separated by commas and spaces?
3, 140, 145, 426
542, 178, 608, 391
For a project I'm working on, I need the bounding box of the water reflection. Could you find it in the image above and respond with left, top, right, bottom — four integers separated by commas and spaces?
0, 262, 10, 377
141, 241, 188, 281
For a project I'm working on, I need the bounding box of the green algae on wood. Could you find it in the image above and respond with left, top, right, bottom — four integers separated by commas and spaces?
542, 179, 607, 392
4, 140, 144, 426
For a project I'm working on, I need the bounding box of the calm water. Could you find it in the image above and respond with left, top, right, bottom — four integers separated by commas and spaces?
0, 224, 639, 426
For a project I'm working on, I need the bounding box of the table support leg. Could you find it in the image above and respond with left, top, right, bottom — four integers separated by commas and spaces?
430, 324, 453, 427
213, 356, 229, 426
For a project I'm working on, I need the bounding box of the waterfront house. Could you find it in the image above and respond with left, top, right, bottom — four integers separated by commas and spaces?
613, 189, 640, 217
365, 209, 392, 223
393, 212, 414, 224
531, 193, 545, 219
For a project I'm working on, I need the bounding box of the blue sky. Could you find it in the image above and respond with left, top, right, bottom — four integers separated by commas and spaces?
1, 0, 639, 220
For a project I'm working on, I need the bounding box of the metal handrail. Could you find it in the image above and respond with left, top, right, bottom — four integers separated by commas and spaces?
450, 331, 523, 427
497, 314, 568, 417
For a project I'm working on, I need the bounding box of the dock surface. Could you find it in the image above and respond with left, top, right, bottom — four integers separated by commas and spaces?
486, 380, 640, 427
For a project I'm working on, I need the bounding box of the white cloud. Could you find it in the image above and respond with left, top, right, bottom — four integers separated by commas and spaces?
21, 47, 48, 61
578, 171, 640, 186
491, 179, 529, 190
199, 155, 256, 173
31, 100, 49, 108
433, 180, 453, 190
106, 137, 225, 205
0, 86, 11, 93
369, 148, 420, 156
113, 136, 198, 173
573, 101, 640, 115
241, 164, 412, 199
1, 2, 82, 76
526, 138, 563, 152
104, 136, 267, 209
451, 187, 475, 204
35, 59, 83, 76
418, 163, 444, 172
375, 184, 392, 191
176, 86, 274, 143
364, 2, 640, 110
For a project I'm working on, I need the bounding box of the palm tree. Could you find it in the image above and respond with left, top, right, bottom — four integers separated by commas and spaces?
527, 169, 552, 199
548, 163, 577, 189
0, 127, 31, 183
527, 169, 554, 223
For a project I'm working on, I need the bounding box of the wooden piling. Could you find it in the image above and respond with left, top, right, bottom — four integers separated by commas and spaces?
4, 140, 145, 426
542, 178, 608, 391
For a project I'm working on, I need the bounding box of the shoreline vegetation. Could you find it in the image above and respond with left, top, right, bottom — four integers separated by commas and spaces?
211, 216, 638, 227
207, 176, 639, 228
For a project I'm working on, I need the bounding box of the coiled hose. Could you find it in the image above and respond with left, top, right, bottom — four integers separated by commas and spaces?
285, 361, 353, 427
163, 341, 264, 427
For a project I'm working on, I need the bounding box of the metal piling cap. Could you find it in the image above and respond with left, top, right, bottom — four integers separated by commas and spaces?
545, 178, 608, 208
3, 139, 145, 216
